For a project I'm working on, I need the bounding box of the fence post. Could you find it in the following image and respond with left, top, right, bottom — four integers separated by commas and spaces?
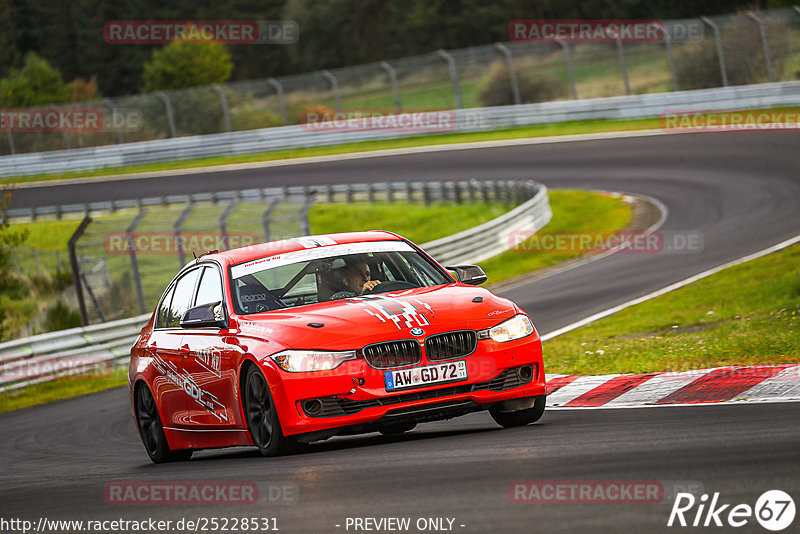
747, 11, 775, 83
211, 84, 233, 132
664, 31, 680, 91
4, 129, 14, 155
494, 43, 521, 105
104, 98, 125, 144
173, 202, 193, 268
261, 197, 280, 241
437, 50, 463, 109
219, 199, 239, 250
321, 70, 343, 113
126, 209, 148, 315
300, 192, 316, 235
155, 91, 178, 137
701, 17, 729, 87
379, 61, 402, 113
555, 39, 578, 99
267, 78, 289, 126
68, 217, 93, 326
615, 37, 631, 96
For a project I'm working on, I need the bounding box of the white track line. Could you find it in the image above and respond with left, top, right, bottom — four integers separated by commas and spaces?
541, 233, 800, 342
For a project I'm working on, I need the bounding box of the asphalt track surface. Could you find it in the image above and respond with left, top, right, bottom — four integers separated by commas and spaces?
3, 131, 800, 533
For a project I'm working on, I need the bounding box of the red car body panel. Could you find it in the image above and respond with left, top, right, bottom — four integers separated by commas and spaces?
129, 231, 546, 452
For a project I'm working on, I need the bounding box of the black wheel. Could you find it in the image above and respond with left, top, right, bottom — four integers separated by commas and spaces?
135, 383, 192, 463
489, 395, 546, 428
243, 365, 292, 457
379, 422, 417, 436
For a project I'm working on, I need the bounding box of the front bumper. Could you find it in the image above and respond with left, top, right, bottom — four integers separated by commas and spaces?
267, 336, 545, 437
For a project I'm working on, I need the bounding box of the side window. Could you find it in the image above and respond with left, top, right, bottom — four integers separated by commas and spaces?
156, 285, 175, 329
195, 266, 223, 306
167, 269, 200, 328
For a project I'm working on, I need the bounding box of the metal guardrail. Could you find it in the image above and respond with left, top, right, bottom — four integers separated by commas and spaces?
1, 81, 798, 179
0, 179, 550, 391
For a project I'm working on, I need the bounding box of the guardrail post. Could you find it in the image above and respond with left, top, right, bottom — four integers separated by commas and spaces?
555, 39, 578, 99
155, 91, 178, 137
261, 197, 280, 241
406, 182, 414, 202
386, 182, 394, 203
494, 43, 521, 105
126, 209, 148, 315
437, 50, 464, 109
211, 84, 233, 132
747, 11, 775, 83
68, 217, 93, 326
267, 78, 289, 126
321, 70, 343, 113
219, 199, 239, 250
367, 182, 375, 203
701, 17, 729, 87
173, 202, 193, 268
380, 61, 402, 113
104, 98, 125, 144
664, 31, 680, 91
615, 37, 631, 96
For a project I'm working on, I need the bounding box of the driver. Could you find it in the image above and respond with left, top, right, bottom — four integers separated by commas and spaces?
339, 256, 381, 295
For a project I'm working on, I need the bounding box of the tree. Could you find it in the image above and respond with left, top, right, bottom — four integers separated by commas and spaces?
142, 38, 233, 92
0, 52, 74, 108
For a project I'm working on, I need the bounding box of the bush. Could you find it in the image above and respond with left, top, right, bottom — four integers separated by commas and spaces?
478, 63, 566, 107
42, 300, 82, 332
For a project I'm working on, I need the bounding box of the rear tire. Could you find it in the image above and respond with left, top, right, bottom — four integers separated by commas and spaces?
489, 395, 546, 428
243, 365, 293, 457
135, 383, 193, 463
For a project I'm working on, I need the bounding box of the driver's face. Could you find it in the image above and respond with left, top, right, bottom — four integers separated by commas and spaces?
342, 263, 371, 294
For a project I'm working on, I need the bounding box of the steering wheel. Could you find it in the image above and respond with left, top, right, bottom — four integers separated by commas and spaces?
362, 280, 418, 295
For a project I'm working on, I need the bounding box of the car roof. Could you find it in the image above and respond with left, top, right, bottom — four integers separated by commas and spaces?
205, 230, 405, 267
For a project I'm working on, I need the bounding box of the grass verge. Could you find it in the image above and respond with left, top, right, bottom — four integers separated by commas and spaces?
543, 243, 800, 375
0, 368, 128, 414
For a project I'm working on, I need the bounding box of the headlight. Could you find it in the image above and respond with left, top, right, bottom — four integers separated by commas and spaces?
271, 350, 357, 372
484, 314, 534, 342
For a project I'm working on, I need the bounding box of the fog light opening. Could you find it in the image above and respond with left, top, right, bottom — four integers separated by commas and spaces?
517, 365, 533, 381
304, 399, 323, 416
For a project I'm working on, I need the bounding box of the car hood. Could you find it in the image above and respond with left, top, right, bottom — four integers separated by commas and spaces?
235, 284, 521, 350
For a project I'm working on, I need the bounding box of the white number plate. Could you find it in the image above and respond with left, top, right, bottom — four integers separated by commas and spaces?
384, 360, 468, 391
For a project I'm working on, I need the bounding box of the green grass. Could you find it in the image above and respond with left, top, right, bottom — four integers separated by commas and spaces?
0, 368, 128, 414
482, 190, 632, 284
543, 243, 800, 376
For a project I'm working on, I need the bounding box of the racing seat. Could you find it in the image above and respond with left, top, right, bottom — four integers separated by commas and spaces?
237, 284, 285, 313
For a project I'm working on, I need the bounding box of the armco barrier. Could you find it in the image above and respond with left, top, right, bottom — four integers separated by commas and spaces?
0, 180, 550, 391
1, 82, 798, 178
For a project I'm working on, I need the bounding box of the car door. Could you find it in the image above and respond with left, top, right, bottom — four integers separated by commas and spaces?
147, 267, 201, 428
179, 264, 239, 427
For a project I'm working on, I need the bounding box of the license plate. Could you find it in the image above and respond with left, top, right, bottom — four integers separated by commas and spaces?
384, 360, 468, 391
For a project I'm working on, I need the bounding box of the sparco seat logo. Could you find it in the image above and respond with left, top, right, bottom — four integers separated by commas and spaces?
668, 490, 795, 531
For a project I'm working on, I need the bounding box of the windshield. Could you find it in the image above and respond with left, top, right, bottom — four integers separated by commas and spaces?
229, 241, 452, 314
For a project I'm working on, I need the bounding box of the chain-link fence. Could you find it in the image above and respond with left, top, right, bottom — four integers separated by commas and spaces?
2, 7, 798, 156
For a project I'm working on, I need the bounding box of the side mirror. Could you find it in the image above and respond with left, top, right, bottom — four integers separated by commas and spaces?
446, 265, 488, 286
181, 301, 227, 329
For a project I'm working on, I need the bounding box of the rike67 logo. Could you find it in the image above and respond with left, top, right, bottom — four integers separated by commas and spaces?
668, 490, 795, 531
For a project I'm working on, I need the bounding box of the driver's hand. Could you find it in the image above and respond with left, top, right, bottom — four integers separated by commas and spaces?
363, 280, 381, 292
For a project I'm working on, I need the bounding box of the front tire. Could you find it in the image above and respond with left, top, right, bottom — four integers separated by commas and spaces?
135, 383, 192, 463
489, 395, 546, 428
243, 365, 292, 457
